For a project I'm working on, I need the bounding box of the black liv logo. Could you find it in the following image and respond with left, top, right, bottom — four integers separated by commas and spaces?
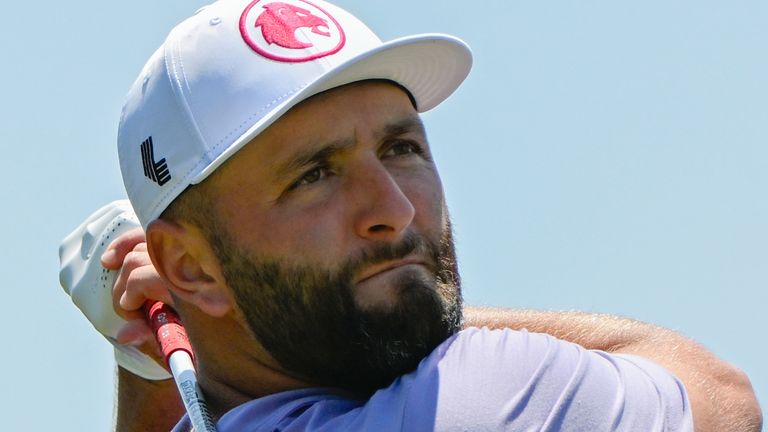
141, 136, 171, 186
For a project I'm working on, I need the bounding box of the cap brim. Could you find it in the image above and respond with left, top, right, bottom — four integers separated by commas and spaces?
192, 33, 472, 183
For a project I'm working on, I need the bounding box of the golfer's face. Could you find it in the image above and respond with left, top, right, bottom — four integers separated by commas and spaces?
207, 81, 448, 308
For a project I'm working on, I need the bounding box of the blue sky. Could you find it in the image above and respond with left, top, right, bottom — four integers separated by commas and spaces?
1, 0, 765, 429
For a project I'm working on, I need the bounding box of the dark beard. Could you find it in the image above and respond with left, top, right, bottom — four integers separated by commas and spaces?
209, 226, 462, 395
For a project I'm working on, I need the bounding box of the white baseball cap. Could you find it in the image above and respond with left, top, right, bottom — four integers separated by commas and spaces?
118, 0, 472, 227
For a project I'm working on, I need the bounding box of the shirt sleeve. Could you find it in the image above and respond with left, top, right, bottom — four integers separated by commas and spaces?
403, 327, 693, 432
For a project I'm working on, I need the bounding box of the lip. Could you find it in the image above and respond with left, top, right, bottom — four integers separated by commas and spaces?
355, 256, 428, 284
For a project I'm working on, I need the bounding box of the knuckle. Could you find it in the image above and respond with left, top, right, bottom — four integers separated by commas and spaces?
125, 270, 147, 290
123, 251, 150, 268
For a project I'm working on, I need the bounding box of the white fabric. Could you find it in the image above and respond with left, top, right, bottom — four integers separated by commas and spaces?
58, 200, 171, 380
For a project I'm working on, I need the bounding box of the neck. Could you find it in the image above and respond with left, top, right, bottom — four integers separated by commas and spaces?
176, 303, 312, 419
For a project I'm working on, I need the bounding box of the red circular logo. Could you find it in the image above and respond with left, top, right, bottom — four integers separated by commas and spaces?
240, 0, 346, 63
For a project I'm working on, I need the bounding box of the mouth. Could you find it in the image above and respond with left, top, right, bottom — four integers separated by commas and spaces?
354, 256, 430, 285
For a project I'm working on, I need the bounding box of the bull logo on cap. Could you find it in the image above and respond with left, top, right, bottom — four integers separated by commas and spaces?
240, 0, 346, 62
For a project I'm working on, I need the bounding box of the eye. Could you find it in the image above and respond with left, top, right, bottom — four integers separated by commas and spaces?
382, 140, 424, 158
289, 166, 330, 190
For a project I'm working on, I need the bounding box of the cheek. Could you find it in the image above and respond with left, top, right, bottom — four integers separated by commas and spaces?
214, 183, 346, 263
402, 168, 447, 234
250, 200, 349, 264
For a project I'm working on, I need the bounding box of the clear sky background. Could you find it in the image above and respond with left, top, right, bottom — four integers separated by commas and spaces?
1, 0, 765, 429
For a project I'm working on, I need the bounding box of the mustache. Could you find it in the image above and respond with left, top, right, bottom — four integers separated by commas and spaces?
343, 231, 439, 279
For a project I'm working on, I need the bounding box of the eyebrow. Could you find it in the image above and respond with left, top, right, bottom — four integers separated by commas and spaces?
273, 139, 354, 184
377, 115, 427, 141
273, 115, 427, 183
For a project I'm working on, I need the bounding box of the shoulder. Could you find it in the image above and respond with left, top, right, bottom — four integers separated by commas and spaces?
413, 327, 693, 431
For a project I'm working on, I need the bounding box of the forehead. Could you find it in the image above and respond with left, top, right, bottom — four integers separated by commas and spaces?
211, 81, 423, 182
276, 80, 418, 136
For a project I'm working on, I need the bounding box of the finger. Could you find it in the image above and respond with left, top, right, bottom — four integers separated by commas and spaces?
119, 265, 174, 312
116, 319, 167, 369
116, 318, 154, 346
112, 250, 155, 311
102, 227, 147, 269
115, 306, 146, 324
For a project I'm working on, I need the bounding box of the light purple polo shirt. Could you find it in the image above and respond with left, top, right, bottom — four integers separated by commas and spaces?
173, 327, 693, 431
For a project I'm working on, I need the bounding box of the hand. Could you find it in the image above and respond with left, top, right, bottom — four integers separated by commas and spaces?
59, 200, 172, 380
101, 227, 174, 351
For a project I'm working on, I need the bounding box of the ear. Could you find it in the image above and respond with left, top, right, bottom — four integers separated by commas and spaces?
145, 219, 233, 317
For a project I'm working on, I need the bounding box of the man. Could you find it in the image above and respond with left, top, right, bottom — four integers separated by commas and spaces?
59, 0, 761, 430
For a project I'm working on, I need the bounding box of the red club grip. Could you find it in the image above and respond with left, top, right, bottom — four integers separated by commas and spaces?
144, 301, 195, 365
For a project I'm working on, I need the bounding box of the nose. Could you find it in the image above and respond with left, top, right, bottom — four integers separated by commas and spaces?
351, 162, 416, 241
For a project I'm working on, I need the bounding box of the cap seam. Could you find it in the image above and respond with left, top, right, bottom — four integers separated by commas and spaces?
144, 39, 215, 225
210, 82, 309, 155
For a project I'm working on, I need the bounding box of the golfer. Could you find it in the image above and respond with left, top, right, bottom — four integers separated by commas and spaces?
59, 0, 761, 430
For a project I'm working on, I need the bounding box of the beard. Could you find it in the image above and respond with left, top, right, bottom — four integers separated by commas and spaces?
208, 223, 463, 395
